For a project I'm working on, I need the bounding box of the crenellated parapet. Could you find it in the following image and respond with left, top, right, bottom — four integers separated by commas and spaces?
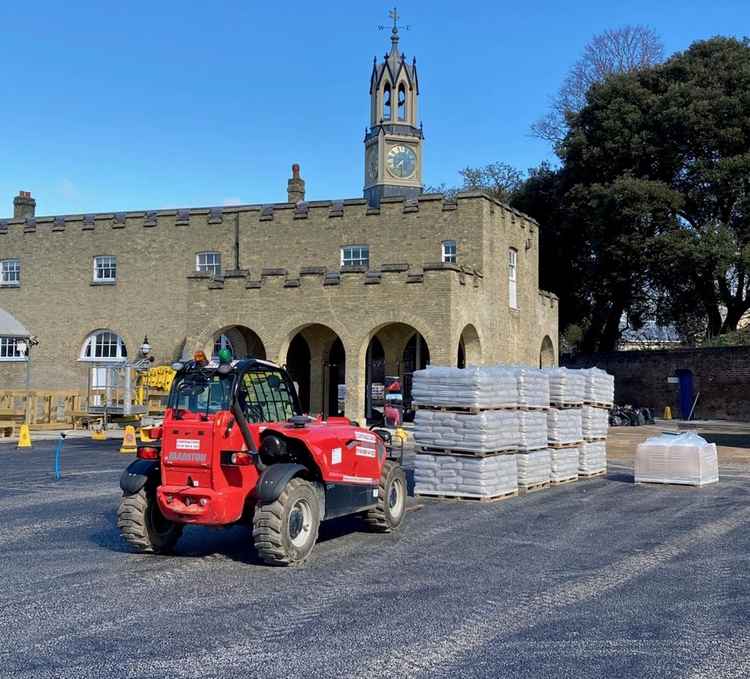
186, 262, 485, 291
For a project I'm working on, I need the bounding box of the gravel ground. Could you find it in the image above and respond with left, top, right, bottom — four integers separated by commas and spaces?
1, 438, 749, 678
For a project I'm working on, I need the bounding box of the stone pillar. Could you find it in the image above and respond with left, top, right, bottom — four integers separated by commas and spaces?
309, 347, 325, 416
344, 342, 366, 424
13, 191, 35, 219
287, 164, 305, 204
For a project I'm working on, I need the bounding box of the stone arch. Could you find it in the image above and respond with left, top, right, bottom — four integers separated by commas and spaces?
283, 323, 346, 417
540, 335, 555, 368
361, 321, 432, 422
207, 325, 266, 360
458, 324, 482, 368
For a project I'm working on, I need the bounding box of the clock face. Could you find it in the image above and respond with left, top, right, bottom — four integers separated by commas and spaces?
366, 147, 378, 182
386, 144, 417, 178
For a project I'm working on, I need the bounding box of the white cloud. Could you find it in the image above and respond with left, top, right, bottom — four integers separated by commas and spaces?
222, 197, 243, 206
58, 178, 80, 201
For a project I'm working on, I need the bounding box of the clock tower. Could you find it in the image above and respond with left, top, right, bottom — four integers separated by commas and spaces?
364, 9, 423, 207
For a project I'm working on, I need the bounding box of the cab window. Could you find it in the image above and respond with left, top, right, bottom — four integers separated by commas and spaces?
239, 369, 296, 423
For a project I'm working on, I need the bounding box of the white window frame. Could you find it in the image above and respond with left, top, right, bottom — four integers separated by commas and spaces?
196, 251, 221, 275
508, 248, 519, 310
1, 258, 20, 286
80, 330, 128, 362
341, 245, 369, 268
0, 337, 28, 361
93, 255, 117, 283
442, 240, 457, 264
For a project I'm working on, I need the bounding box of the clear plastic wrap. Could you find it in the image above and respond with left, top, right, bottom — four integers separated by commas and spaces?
414, 452, 518, 497
581, 405, 608, 440
547, 408, 583, 444
543, 367, 585, 404
518, 410, 548, 451
550, 448, 579, 481
414, 409, 519, 453
635, 432, 718, 486
516, 449, 551, 486
579, 440, 607, 474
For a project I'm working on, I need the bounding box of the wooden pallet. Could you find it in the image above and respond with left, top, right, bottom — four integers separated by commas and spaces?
548, 441, 582, 449
550, 475, 579, 486
516, 446, 549, 454
415, 489, 518, 503
518, 481, 550, 495
578, 469, 607, 480
517, 405, 550, 411
549, 402, 583, 409
417, 446, 517, 458
583, 437, 607, 443
582, 401, 613, 409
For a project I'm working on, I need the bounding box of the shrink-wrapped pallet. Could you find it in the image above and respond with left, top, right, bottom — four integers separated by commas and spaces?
414, 409, 519, 453
544, 367, 585, 405
547, 408, 583, 444
414, 452, 518, 497
515, 368, 550, 408
581, 405, 608, 440
412, 365, 550, 409
412, 366, 517, 408
516, 449, 551, 486
518, 410, 548, 451
580, 367, 615, 404
635, 432, 718, 486
579, 440, 607, 474
550, 448, 579, 482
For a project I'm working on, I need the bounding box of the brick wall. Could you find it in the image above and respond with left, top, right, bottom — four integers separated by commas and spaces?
563, 346, 750, 420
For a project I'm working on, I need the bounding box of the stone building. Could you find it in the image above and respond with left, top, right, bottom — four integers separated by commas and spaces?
0, 24, 558, 422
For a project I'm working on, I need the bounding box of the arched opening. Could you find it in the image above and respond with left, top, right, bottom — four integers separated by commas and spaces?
79, 329, 128, 404
383, 83, 392, 120
284, 324, 345, 417
208, 326, 265, 360
397, 83, 406, 120
285, 334, 311, 413
458, 324, 481, 368
539, 335, 555, 368
363, 323, 430, 424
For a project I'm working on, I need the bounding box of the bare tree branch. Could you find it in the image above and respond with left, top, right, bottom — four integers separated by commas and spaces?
532, 25, 665, 148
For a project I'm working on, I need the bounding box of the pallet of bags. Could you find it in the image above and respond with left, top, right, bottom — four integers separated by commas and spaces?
517, 410, 548, 451
580, 367, 615, 406
635, 432, 718, 486
515, 367, 550, 408
414, 452, 518, 501
516, 449, 551, 492
581, 405, 608, 440
411, 366, 517, 409
547, 407, 583, 444
579, 440, 607, 478
544, 367, 585, 406
414, 409, 519, 454
550, 447, 579, 484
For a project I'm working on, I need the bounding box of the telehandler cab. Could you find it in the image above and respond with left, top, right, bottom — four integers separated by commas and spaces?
117, 350, 406, 566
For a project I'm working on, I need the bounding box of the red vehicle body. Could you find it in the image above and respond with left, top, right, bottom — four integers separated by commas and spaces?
118, 356, 406, 565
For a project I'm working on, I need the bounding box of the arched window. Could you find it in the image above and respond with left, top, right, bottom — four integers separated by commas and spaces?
397, 83, 406, 121
213, 334, 234, 358
383, 83, 392, 120
508, 248, 519, 309
80, 330, 127, 362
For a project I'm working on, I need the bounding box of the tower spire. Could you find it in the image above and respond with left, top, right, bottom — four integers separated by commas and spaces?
389, 7, 400, 54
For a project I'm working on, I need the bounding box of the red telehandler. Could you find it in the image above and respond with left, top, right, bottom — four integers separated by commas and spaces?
117, 351, 406, 566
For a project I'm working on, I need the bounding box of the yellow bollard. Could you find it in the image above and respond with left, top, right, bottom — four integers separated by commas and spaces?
139, 426, 153, 443
663, 406, 672, 420
17, 424, 32, 448
120, 425, 137, 454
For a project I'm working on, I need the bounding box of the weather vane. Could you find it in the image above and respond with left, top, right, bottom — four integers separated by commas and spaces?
378, 7, 411, 33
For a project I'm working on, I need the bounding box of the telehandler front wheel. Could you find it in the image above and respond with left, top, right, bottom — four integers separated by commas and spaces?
253, 477, 321, 566
365, 460, 406, 532
117, 487, 182, 554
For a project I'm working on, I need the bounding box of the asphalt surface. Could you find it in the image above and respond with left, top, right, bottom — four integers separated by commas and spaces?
1, 439, 749, 678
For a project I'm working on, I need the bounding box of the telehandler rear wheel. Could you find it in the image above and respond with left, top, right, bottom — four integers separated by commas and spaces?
364, 460, 406, 532
253, 477, 321, 566
117, 487, 182, 554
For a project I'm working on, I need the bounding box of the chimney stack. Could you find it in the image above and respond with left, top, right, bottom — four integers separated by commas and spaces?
13, 191, 36, 220
287, 164, 305, 204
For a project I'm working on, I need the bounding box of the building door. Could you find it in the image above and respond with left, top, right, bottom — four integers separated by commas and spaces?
675, 369, 694, 420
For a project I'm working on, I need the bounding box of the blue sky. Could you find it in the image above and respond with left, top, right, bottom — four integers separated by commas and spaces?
1, 1, 747, 216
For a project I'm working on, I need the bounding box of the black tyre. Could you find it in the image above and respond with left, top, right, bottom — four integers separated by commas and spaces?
364, 460, 406, 533
117, 487, 182, 554
252, 477, 321, 566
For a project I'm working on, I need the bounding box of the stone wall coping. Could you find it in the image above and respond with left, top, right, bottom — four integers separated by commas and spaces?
0, 192, 539, 226
539, 289, 559, 301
